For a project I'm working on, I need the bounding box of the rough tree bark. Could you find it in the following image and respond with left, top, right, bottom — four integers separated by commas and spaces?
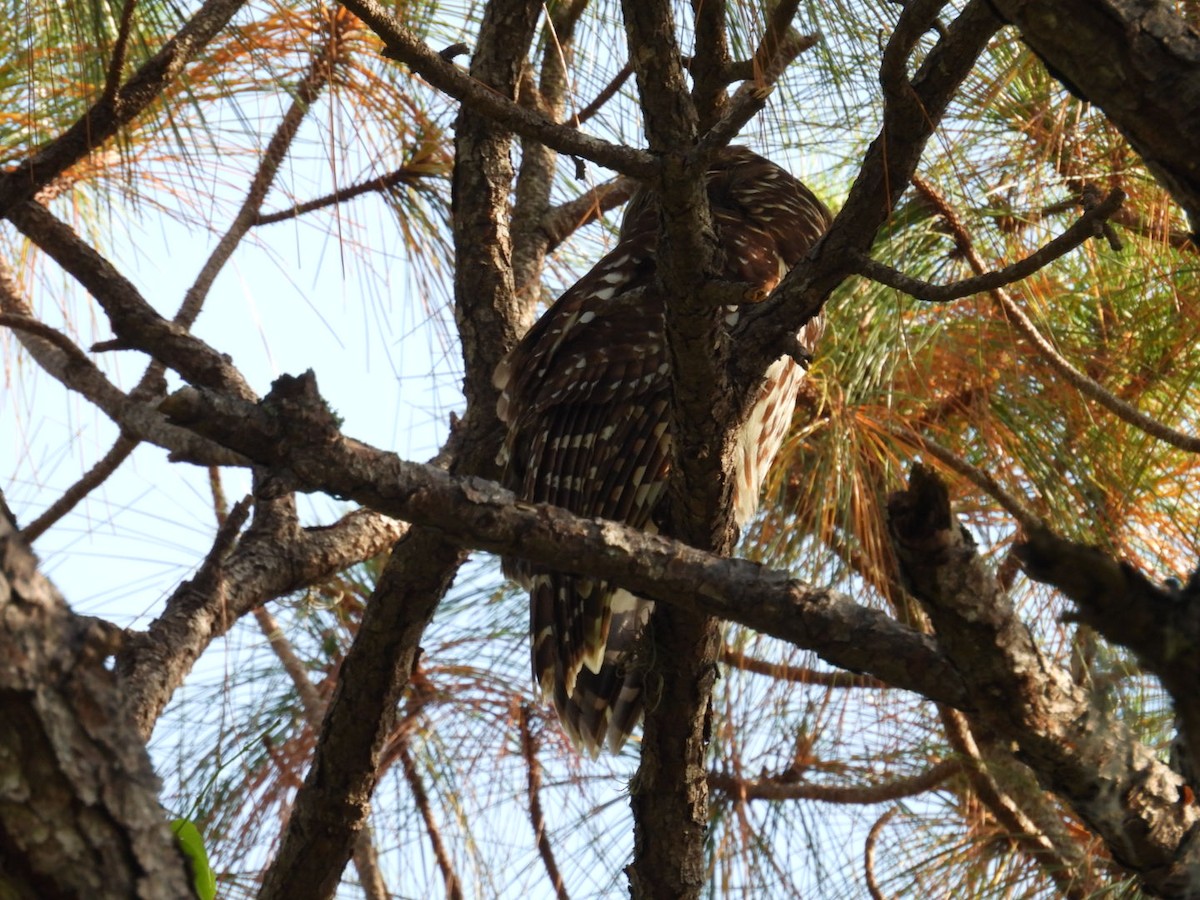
991, 0, 1200, 229
888, 465, 1200, 897
0, 501, 194, 899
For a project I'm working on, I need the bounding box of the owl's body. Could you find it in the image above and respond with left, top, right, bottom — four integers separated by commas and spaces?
494, 147, 832, 753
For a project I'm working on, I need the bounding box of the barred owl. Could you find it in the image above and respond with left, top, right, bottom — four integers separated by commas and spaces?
494, 146, 832, 753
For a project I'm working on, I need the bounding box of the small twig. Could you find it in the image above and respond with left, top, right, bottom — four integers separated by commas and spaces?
178, 7, 351, 330
709, 758, 964, 803
721, 647, 886, 688
102, 0, 140, 106
864, 808, 897, 900
540, 176, 638, 253
852, 188, 1125, 302
518, 705, 570, 900
572, 61, 634, 126
254, 161, 443, 226
397, 740, 463, 900
21, 434, 139, 544
911, 176, 1200, 454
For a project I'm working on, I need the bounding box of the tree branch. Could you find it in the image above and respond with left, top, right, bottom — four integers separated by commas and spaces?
911, 175, 1200, 454
709, 758, 964, 804
254, 157, 445, 225
733, 0, 1003, 395
0, 498, 194, 898
337, 0, 656, 178
178, 5, 351, 330
851, 189, 1125, 303
887, 464, 1200, 897
258, 3, 542, 894
159, 372, 970, 709
988, 0, 1200, 229
1015, 528, 1200, 803
540, 175, 638, 253
721, 647, 886, 688
0, 0, 248, 218
7, 201, 254, 397
0, 311, 247, 466
116, 506, 406, 738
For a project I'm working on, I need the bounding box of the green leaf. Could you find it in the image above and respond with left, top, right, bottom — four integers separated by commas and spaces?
171, 819, 217, 900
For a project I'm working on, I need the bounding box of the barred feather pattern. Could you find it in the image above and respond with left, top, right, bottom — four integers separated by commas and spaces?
494, 147, 832, 753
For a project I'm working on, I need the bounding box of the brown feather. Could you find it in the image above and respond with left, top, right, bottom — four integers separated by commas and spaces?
497, 147, 833, 753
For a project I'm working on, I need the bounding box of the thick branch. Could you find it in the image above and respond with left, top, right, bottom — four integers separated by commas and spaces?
159, 373, 969, 709
0, 500, 193, 898
256, 529, 463, 900
887, 464, 1200, 897
988, 0, 1200, 229
1015, 528, 1200, 801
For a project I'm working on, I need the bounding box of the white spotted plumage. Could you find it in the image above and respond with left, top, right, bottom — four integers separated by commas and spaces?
494, 147, 832, 753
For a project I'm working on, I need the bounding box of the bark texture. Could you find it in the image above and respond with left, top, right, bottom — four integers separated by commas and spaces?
0, 502, 194, 899
888, 465, 1200, 898
991, 0, 1200, 228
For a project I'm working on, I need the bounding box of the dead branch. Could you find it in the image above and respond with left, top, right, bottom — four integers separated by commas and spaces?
886, 424, 1043, 531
